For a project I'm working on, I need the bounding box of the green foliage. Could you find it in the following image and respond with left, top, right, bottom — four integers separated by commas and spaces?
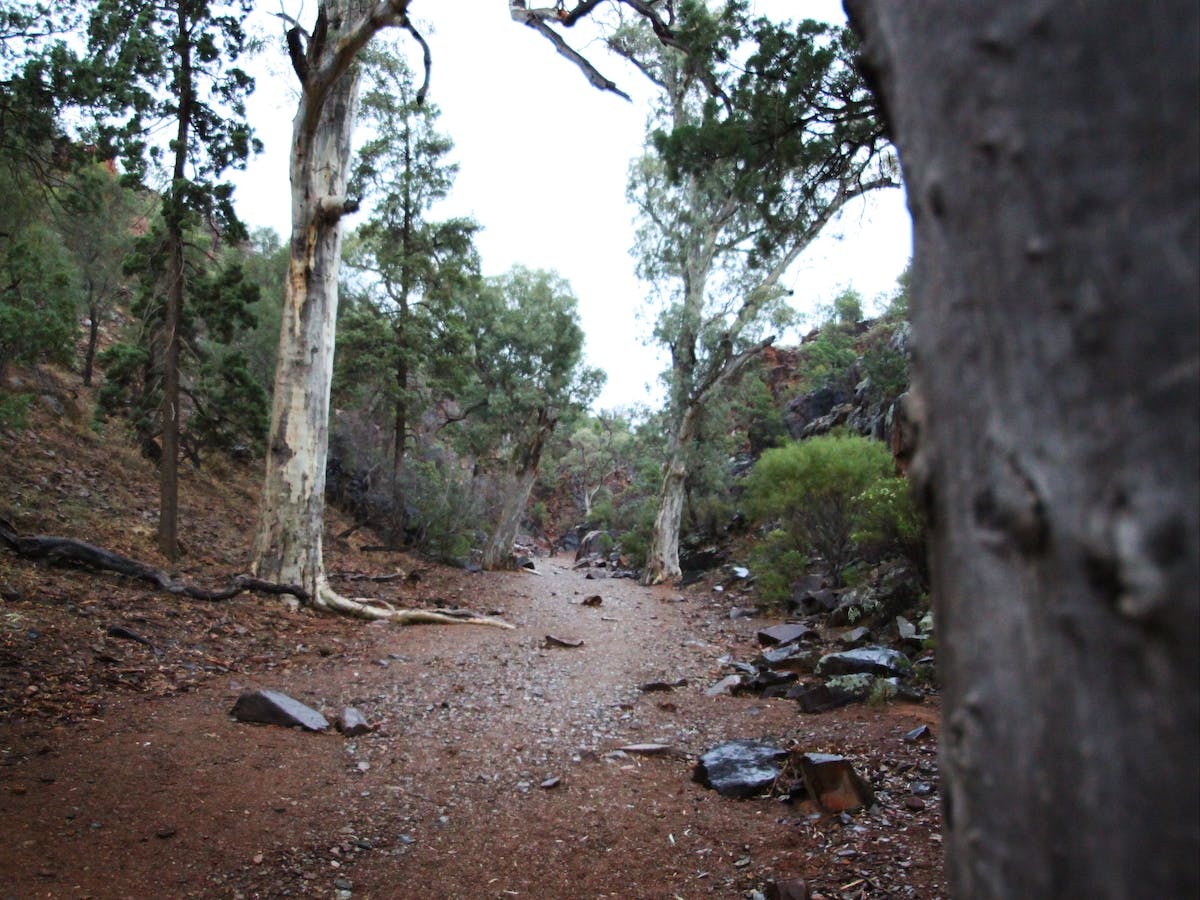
401, 457, 483, 563
96, 223, 267, 461
0, 215, 77, 376
857, 322, 910, 405
748, 531, 808, 607
852, 476, 927, 576
833, 288, 864, 326
744, 433, 898, 585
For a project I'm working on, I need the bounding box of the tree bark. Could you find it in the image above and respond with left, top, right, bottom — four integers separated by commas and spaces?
481, 408, 556, 570
845, 2, 1199, 896
157, 1, 192, 563
251, 26, 362, 598
641, 404, 697, 584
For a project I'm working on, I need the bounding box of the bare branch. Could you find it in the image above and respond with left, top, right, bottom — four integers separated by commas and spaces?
400, 15, 432, 104
512, 8, 633, 101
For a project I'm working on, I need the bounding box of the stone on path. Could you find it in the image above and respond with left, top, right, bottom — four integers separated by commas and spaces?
796, 752, 874, 812
694, 740, 789, 798
231, 689, 329, 732
336, 707, 372, 736
815, 646, 910, 677
544, 634, 584, 648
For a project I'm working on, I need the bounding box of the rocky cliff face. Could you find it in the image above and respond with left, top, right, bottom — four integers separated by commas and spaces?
763, 319, 915, 465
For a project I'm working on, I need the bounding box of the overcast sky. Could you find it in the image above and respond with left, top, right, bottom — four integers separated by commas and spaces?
228, 2, 911, 410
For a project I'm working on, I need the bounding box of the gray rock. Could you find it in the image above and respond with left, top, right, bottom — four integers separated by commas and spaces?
694, 740, 790, 798
822, 673, 876, 697
336, 707, 372, 736
816, 646, 911, 677
756, 623, 816, 646
837, 626, 872, 646
705, 674, 743, 696
789, 682, 858, 713
756, 643, 819, 673
231, 689, 329, 731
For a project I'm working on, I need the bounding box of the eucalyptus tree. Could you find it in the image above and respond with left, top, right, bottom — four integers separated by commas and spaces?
617, 4, 897, 583
250, 0, 680, 617
845, 2, 1198, 895
344, 42, 479, 509
82, 0, 259, 560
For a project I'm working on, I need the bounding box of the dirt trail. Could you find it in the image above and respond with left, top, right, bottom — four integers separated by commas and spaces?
1, 555, 944, 899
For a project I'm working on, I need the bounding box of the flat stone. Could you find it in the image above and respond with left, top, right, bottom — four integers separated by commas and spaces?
705, 674, 743, 696
756, 644, 819, 673
902, 724, 931, 743
816, 646, 911, 677
756, 624, 814, 646
797, 752, 874, 812
837, 626, 871, 646
639, 678, 688, 693
788, 683, 858, 713
544, 634, 584, 648
693, 740, 789, 798
231, 689, 329, 732
336, 707, 372, 736
619, 743, 675, 756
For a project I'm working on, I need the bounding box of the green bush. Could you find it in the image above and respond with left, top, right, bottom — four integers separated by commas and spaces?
748, 530, 808, 607
853, 476, 927, 576
744, 433, 897, 585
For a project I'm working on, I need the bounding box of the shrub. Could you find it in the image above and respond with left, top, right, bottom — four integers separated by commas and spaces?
744, 433, 897, 585
748, 531, 808, 607
853, 476, 927, 577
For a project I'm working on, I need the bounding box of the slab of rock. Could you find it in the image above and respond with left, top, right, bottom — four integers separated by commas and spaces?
619, 743, 676, 757
693, 740, 789, 798
756, 623, 816, 646
231, 689, 329, 732
788, 682, 859, 713
816, 646, 911, 677
757, 643, 819, 673
837, 626, 872, 646
797, 752, 874, 812
705, 674, 743, 696
544, 634, 584, 648
639, 678, 688, 693
336, 707, 372, 736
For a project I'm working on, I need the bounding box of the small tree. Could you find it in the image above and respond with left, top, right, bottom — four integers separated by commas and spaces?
744, 432, 896, 585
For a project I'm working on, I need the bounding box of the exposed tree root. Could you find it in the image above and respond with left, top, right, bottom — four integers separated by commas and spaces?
0, 519, 515, 629
312, 579, 515, 629
0, 518, 308, 601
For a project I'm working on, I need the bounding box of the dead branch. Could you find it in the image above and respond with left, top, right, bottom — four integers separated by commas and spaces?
511, 4, 632, 101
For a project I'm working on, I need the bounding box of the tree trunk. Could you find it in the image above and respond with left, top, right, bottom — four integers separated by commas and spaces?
480, 466, 538, 570
252, 56, 362, 599
481, 408, 556, 570
158, 228, 183, 561
157, 3, 191, 563
641, 404, 697, 584
845, 2, 1199, 896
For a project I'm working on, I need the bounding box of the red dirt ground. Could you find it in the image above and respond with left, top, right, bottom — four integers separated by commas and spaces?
0, 389, 945, 900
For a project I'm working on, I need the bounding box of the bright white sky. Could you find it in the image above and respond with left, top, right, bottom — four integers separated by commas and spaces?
228, 1, 912, 411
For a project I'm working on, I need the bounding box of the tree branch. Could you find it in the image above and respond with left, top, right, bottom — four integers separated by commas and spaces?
511, 4, 632, 101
